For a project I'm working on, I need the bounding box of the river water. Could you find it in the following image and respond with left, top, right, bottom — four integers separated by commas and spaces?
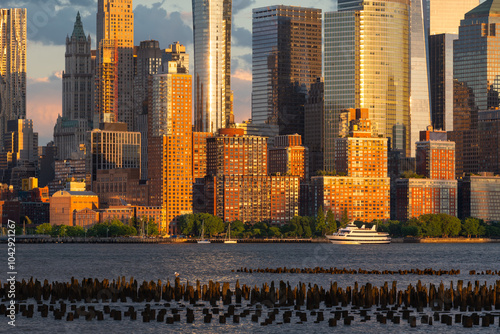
1, 242, 499, 333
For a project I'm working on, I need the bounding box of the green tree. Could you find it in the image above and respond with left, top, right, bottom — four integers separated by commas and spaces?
146, 218, 159, 236
66, 226, 85, 237
340, 209, 350, 227
315, 206, 327, 236
229, 220, 245, 238
178, 214, 196, 236
35, 223, 52, 235
325, 209, 337, 234
196, 213, 224, 237
402, 225, 421, 237
268, 226, 281, 238
441, 215, 461, 237
462, 217, 480, 237
51, 225, 67, 237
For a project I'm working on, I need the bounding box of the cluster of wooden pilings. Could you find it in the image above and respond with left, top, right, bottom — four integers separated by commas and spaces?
1, 277, 500, 327
235, 267, 462, 275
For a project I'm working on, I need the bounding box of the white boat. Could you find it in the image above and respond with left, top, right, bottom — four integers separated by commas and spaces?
197, 220, 211, 244
326, 223, 391, 244
224, 223, 237, 244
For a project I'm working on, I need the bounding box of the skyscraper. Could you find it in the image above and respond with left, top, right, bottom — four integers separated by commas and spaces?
427, 0, 479, 132
148, 61, 192, 235
96, 0, 134, 129
324, 0, 410, 171
54, 12, 93, 160
192, 0, 232, 133
410, 0, 431, 157
252, 5, 322, 137
0, 8, 26, 150
450, 0, 500, 175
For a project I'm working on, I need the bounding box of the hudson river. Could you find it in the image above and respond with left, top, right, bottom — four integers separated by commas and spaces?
1, 242, 499, 333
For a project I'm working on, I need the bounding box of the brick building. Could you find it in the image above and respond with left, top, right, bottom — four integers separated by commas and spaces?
268, 134, 308, 179
49, 182, 99, 226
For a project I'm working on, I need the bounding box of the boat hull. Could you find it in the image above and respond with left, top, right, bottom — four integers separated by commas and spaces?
328, 238, 391, 245
197, 240, 211, 244
224, 240, 237, 244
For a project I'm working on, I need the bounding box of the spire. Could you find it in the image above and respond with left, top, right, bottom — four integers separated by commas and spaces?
71, 12, 86, 39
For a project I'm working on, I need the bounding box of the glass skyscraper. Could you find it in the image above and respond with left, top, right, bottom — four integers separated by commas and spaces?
251, 5, 322, 137
324, 0, 410, 170
0, 8, 26, 151
192, 0, 232, 133
410, 0, 431, 157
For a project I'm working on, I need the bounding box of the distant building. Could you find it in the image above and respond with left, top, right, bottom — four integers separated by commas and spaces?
0, 8, 26, 150
304, 78, 324, 174
148, 61, 192, 235
192, 132, 212, 180
48, 159, 87, 195
93, 168, 148, 208
312, 108, 390, 222
268, 134, 308, 179
192, 0, 233, 132
252, 5, 322, 137
395, 128, 457, 220
90, 122, 141, 184
458, 173, 500, 221
0, 200, 20, 227
49, 182, 98, 226
54, 12, 93, 160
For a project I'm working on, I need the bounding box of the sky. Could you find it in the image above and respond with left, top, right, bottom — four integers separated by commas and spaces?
8, 0, 336, 145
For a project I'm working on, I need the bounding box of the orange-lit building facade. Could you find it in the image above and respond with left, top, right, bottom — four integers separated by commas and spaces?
74, 208, 99, 228
192, 132, 212, 179
395, 128, 457, 220
312, 108, 390, 222
206, 128, 268, 177
96, 0, 134, 128
416, 128, 455, 180
268, 134, 308, 179
395, 179, 457, 220
49, 183, 99, 226
148, 62, 192, 235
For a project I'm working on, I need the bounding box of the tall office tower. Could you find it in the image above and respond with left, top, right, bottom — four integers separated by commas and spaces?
96, 0, 134, 129
134, 40, 162, 180
54, 13, 93, 160
324, 0, 410, 171
429, 33, 456, 131
148, 61, 192, 235
163, 41, 189, 73
134, 40, 162, 118
450, 0, 500, 176
252, 6, 322, 137
410, 0, 431, 157
427, 0, 479, 132
312, 108, 390, 222
0, 8, 26, 151
304, 78, 324, 174
192, 0, 232, 133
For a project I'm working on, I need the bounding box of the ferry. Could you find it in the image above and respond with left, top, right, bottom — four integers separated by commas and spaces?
326, 223, 391, 244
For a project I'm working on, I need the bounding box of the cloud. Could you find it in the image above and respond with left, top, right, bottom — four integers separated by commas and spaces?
233, 69, 251, 82
27, 72, 62, 145
232, 26, 251, 48
233, 0, 256, 15
134, 2, 192, 49
3, 0, 96, 45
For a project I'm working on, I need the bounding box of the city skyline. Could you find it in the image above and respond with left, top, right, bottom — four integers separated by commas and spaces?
6, 0, 337, 145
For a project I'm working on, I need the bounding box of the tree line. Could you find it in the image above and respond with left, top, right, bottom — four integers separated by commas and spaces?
34, 217, 158, 238
376, 214, 500, 238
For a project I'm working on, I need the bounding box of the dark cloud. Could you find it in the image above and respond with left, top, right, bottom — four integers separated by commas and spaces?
233, 0, 256, 15
4, 0, 96, 45
134, 2, 192, 49
231, 53, 251, 74
232, 26, 251, 48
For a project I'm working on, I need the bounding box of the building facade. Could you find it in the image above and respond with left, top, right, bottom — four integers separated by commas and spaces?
192, 0, 232, 133
268, 134, 308, 179
54, 13, 93, 161
324, 0, 410, 169
148, 63, 192, 235
192, 132, 212, 180
96, 0, 134, 129
312, 108, 390, 222
252, 5, 322, 137
0, 8, 26, 150
93, 168, 148, 208
49, 182, 99, 226
458, 173, 500, 221
304, 78, 324, 175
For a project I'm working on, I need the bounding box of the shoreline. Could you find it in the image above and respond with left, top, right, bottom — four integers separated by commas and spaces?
1, 236, 499, 244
